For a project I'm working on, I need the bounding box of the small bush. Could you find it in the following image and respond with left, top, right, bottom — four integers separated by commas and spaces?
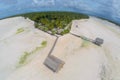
16, 28, 24, 34
17, 41, 47, 67
61, 29, 69, 35
81, 40, 90, 47
19, 52, 30, 65
41, 41, 47, 46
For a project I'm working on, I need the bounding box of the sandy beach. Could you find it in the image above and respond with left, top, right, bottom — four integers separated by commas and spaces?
0, 16, 120, 80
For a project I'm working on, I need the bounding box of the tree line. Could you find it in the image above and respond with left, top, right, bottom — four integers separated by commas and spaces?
20, 11, 89, 35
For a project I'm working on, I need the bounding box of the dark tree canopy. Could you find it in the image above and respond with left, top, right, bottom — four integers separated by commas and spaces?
17, 11, 89, 35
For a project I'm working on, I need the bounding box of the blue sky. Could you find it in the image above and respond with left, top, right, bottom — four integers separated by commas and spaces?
0, 0, 120, 24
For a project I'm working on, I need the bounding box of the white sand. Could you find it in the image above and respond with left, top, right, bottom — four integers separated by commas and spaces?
70, 17, 120, 80
0, 16, 120, 80
0, 17, 56, 80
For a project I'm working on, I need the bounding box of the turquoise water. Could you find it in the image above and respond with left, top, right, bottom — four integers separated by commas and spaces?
0, 0, 120, 24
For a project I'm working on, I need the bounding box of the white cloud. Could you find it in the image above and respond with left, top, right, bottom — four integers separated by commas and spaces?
112, 0, 120, 18
33, 0, 55, 6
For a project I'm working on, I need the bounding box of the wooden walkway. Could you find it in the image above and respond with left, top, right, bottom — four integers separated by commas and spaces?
44, 32, 103, 72
70, 33, 104, 46
44, 36, 65, 73
48, 36, 59, 56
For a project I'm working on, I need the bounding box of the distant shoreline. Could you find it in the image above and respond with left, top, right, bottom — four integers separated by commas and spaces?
0, 11, 120, 26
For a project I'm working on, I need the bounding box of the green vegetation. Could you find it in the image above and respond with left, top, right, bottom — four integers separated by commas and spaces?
1, 11, 120, 27
19, 52, 29, 65
18, 11, 89, 35
16, 28, 24, 34
81, 40, 90, 47
17, 41, 47, 67
41, 41, 47, 46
